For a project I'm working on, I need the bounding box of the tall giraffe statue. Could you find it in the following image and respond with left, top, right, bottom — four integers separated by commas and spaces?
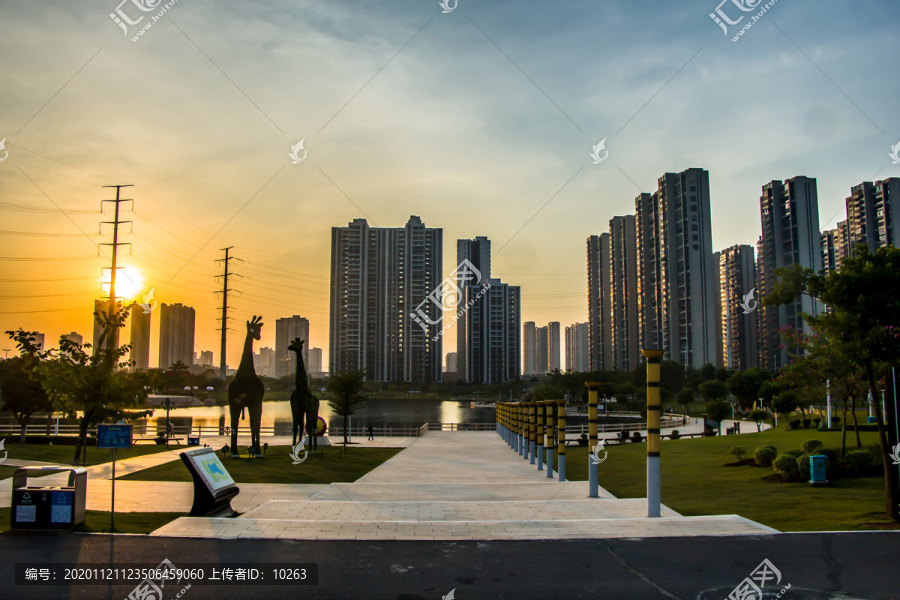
288, 338, 319, 452
227, 316, 265, 457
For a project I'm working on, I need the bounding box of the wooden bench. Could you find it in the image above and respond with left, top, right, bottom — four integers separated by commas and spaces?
133, 436, 185, 445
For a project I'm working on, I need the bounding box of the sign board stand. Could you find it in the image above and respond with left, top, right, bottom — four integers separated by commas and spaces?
181, 447, 240, 517
97, 424, 133, 532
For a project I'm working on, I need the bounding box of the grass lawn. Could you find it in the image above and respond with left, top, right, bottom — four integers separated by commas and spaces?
559, 428, 900, 532
0, 444, 186, 480
119, 445, 403, 484
0, 507, 184, 534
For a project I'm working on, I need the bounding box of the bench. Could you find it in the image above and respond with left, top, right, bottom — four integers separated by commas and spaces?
133, 436, 185, 445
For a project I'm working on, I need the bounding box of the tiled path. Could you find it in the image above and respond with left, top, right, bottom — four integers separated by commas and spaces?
150, 431, 778, 540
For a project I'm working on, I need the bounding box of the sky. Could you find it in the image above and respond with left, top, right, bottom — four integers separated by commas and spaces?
1, 0, 898, 371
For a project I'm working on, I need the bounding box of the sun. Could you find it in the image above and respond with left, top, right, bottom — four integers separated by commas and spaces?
100, 266, 145, 302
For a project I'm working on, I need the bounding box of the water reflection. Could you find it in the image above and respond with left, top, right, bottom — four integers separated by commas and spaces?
144, 399, 495, 429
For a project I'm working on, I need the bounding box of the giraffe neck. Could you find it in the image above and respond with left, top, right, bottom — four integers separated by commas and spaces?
295, 348, 308, 391
237, 334, 255, 373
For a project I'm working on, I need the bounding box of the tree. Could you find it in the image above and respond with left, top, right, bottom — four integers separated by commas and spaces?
1, 330, 54, 441
705, 399, 730, 430
700, 380, 728, 402
726, 369, 766, 410
772, 391, 800, 427
676, 389, 694, 415
767, 245, 900, 518
326, 370, 368, 454
36, 307, 149, 465
749, 409, 768, 432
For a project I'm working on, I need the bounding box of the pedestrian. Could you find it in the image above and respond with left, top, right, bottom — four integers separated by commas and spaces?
367, 423, 374, 441
682, 416, 686, 426
167, 421, 174, 438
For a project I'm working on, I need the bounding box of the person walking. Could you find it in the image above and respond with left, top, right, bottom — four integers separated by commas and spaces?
367, 423, 374, 441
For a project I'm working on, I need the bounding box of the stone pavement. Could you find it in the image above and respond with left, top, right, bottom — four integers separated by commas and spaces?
150, 430, 778, 540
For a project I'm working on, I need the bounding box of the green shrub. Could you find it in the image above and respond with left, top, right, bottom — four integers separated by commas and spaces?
841, 450, 874, 474
670, 430, 681, 440
801, 440, 824, 454
802, 418, 811, 428
797, 453, 830, 481
773, 454, 800, 480
783, 449, 804, 459
819, 448, 838, 464
831, 416, 841, 426
754, 445, 778, 467
789, 419, 801, 430
730, 446, 748, 462
813, 417, 821, 428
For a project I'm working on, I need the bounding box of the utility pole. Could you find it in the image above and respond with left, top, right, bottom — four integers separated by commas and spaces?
99, 185, 134, 355
215, 247, 241, 378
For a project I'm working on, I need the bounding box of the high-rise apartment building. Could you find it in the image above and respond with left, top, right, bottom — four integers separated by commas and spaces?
536, 325, 549, 373
609, 215, 640, 371
719, 245, 758, 370
130, 308, 151, 370
757, 177, 823, 370
547, 321, 561, 372
634, 170, 718, 368
445, 352, 458, 374
158, 303, 195, 369
586, 234, 612, 371
329, 216, 443, 382
62, 332, 83, 347
564, 322, 590, 372
457, 237, 520, 384
523, 321, 536, 375
308, 347, 323, 376
276, 316, 309, 379
199, 350, 215, 367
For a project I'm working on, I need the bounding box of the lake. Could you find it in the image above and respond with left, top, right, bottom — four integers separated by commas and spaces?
144, 399, 497, 430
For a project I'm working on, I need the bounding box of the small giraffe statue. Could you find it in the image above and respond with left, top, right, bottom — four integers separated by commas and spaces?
288, 338, 319, 452
227, 316, 265, 457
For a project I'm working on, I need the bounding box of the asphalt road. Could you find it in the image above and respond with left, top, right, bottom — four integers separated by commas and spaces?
0, 532, 897, 600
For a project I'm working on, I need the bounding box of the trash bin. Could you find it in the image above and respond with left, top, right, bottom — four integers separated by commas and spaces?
10, 466, 87, 531
809, 455, 829, 486
187, 436, 200, 446
867, 416, 877, 424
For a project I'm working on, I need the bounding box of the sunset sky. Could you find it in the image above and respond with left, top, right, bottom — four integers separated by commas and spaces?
1, 0, 898, 371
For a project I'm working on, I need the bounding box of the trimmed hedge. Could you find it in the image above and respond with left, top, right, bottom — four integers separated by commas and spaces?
773, 454, 800, 480
754, 445, 778, 468
841, 450, 874, 474
801, 440, 823, 454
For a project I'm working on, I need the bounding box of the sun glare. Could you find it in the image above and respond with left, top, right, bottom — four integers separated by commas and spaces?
100, 266, 145, 302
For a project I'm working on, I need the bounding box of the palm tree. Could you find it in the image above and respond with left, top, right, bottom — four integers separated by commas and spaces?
326, 370, 368, 454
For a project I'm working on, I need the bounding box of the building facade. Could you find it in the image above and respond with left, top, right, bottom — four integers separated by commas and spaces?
586, 234, 612, 371
609, 215, 640, 371
757, 177, 823, 370
564, 322, 590, 373
158, 303, 195, 369
329, 216, 443, 382
719, 245, 758, 370
130, 308, 151, 370
523, 321, 536, 375
275, 315, 309, 379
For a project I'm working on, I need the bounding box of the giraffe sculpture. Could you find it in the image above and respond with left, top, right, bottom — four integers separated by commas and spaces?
228, 316, 265, 458
288, 338, 319, 453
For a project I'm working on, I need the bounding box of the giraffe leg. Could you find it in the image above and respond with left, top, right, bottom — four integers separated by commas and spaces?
248, 402, 262, 457
229, 404, 240, 458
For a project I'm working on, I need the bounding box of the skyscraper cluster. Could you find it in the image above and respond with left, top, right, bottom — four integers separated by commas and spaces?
522, 321, 560, 375
582, 170, 900, 374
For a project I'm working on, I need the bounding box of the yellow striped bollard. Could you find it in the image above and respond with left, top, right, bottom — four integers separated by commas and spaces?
536, 401, 545, 471
585, 381, 600, 497
643, 349, 665, 518
556, 398, 566, 482
545, 400, 555, 478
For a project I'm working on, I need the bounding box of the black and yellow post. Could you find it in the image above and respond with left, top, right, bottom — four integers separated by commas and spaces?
536, 402, 545, 471
585, 381, 600, 497
544, 401, 555, 478
518, 403, 525, 456
523, 402, 531, 461
643, 349, 665, 517
556, 398, 566, 481
516, 403, 522, 454
528, 403, 537, 465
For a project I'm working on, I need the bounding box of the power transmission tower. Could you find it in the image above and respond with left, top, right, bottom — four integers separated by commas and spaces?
99, 184, 134, 356
215, 247, 242, 377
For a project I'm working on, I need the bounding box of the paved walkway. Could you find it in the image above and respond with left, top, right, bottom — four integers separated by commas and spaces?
151, 430, 777, 540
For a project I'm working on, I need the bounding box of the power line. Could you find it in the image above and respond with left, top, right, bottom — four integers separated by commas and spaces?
0, 230, 96, 238
0, 256, 98, 261
0, 200, 97, 214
